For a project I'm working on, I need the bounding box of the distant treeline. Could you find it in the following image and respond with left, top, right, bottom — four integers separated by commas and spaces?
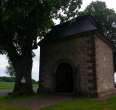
0, 76, 37, 83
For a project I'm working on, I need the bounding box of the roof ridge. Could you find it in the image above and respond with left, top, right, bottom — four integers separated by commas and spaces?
39, 15, 98, 45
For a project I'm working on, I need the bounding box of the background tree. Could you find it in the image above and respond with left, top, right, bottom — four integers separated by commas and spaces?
6, 60, 16, 77
6, 52, 35, 77
0, 0, 82, 95
79, 1, 116, 71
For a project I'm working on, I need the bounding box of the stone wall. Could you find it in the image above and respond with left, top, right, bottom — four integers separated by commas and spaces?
95, 34, 115, 97
39, 32, 97, 96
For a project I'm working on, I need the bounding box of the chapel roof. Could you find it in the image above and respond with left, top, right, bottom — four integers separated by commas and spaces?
39, 15, 107, 46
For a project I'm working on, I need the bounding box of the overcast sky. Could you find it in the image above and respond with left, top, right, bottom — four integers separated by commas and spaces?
80, 0, 116, 11
0, 49, 40, 81
0, 0, 116, 81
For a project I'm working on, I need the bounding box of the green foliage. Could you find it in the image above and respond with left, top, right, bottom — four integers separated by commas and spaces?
79, 1, 116, 40
0, 0, 82, 56
0, 77, 15, 82
0, 1, 82, 90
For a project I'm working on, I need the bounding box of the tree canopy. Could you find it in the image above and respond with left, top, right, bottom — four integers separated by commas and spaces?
0, 0, 82, 94
79, 1, 116, 42
0, 0, 82, 61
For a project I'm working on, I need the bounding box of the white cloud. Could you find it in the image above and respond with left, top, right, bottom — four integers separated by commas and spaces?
32, 48, 40, 81
0, 55, 9, 77
0, 48, 40, 81
80, 0, 116, 11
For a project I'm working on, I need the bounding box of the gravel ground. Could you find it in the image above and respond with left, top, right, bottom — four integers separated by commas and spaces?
0, 89, 13, 96
0, 89, 71, 110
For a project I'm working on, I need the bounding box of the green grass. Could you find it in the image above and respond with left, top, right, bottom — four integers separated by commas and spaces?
0, 82, 14, 89
1, 82, 116, 110
40, 96, 116, 110
0, 96, 31, 110
0, 82, 38, 90
33, 83, 38, 88
0, 95, 116, 110
0, 104, 31, 110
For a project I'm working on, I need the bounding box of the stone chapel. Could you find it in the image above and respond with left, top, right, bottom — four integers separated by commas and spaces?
38, 15, 116, 97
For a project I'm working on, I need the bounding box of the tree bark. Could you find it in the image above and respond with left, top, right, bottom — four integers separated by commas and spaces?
6, 40, 34, 95
9, 53, 34, 95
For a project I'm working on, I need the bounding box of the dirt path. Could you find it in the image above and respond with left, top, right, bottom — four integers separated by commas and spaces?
0, 89, 12, 96
0, 89, 72, 110
9, 95, 72, 110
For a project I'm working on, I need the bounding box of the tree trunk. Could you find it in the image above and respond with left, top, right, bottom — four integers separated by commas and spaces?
10, 54, 34, 95
6, 40, 34, 95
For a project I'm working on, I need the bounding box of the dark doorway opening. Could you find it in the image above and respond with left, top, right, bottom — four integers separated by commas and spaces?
55, 63, 74, 93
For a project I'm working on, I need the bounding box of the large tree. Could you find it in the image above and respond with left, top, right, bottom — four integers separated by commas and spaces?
0, 0, 82, 95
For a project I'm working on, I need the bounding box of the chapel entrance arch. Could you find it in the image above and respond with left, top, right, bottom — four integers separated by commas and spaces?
55, 63, 74, 93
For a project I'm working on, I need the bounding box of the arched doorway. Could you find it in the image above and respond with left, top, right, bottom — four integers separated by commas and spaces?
55, 63, 74, 93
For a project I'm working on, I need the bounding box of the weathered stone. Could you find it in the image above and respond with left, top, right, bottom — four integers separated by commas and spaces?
38, 31, 116, 97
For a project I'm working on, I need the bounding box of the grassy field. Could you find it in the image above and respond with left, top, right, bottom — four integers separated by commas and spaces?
40, 96, 116, 110
0, 96, 32, 110
0, 82, 38, 89
0, 103, 31, 110
0, 95, 116, 110
0, 82, 14, 89
0, 82, 116, 110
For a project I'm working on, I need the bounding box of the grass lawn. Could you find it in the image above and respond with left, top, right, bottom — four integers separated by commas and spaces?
0, 95, 116, 110
0, 96, 31, 110
0, 82, 116, 110
0, 82, 38, 90
40, 96, 116, 110
0, 103, 31, 110
0, 82, 14, 89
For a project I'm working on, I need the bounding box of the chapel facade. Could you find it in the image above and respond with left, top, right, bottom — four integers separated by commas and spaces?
38, 15, 116, 97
